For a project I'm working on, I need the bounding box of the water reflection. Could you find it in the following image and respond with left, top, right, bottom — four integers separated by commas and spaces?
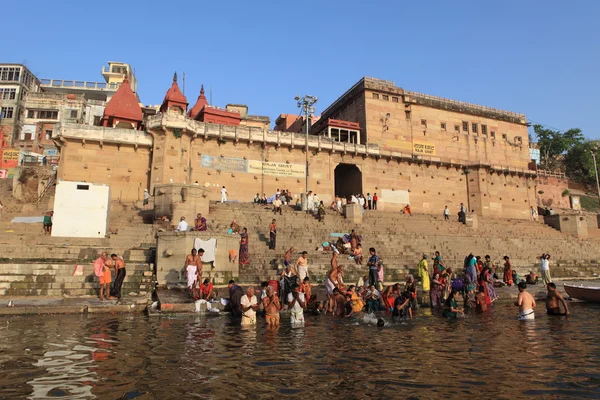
0, 305, 597, 398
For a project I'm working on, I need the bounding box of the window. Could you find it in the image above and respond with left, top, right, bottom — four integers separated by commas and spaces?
93, 116, 102, 126
70, 110, 78, 118
421, 119, 427, 127
392, 97, 399, 103
382, 95, 389, 101
0, 107, 14, 119
502, 133, 507, 140
481, 124, 487, 135
372, 93, 379, 100
472, 123, 478, 134
0, 88, 16, 100
441, 122, 446, 131
27, 110, 59, 120
0, 67, 21, 82
491, 131, 496, 139
405, 110, 411, 119
45, 130, 52, 140
454, 124, 460, 133
462, 121, 469, 132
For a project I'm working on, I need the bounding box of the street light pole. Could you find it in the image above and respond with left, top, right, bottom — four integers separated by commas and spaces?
295, 95, 317, 210
591, 150, 600, 206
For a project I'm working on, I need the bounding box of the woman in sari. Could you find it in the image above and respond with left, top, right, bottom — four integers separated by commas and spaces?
230, 219, 241, 234
430, 273, 443, 308
405, 275, 418, 311
194, 213, 207, 231
239, 228, 250, 265
348, 285, 364, 313
475, 256, 484, 275
433, 251, 445, 275
483, 266, 498, 303
503, 256, 513, 286
477, 267, 491, 306
441, 268, 453, 302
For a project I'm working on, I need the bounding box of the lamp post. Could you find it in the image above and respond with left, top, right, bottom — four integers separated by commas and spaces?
295, 95, 317, 210
591, 150, 600, 206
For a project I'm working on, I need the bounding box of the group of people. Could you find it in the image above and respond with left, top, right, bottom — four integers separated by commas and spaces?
93, 252, 127, 301
330, 193, 379, 214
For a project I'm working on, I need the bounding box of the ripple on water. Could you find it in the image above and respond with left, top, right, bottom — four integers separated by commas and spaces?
0, 304, 598, 398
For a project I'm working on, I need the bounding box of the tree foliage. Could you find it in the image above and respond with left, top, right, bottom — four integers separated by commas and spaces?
534, 124, 583, 169
563, 140, 600, 185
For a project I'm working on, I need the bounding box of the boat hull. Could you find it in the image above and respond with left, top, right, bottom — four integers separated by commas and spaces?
564, 284, 600, 303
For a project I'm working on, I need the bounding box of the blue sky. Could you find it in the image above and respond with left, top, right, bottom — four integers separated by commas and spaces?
4, 0, 599, 138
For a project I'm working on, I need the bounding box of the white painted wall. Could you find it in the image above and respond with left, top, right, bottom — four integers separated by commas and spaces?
52, 181, 110, 238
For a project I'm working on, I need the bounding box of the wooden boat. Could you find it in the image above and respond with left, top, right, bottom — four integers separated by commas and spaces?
564, 284, 600, 303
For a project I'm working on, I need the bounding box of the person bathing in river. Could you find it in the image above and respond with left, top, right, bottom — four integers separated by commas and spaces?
546, 282, 569, 316
515, 281, 536, 320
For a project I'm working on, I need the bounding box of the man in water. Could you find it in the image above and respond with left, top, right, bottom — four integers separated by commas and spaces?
515, 281, 536, 320
288, 284, 306, 326
365, 284, 381, 313
294, 251, 309, 281
393, 291, 412, 320
263, 286, 281, 327
240, 287, 258, 326
546, 282, 569, 316
325, 253, 340, 312
331, 288, 347, 317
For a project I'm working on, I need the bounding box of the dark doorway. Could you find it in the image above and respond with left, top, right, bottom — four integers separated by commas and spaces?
334, 163, 363, 200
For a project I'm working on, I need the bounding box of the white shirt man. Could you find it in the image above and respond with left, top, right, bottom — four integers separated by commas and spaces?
460, 204, 467, 213
176, 217, 189, 232
287, 290, 306, 325
220, 186, 228, 203
358, 196, 365, 208
313, 193, 320, 209
541, 254, 552, 285
307, 192, 314, 211
351, 194, 358, 204
240, 290, 258, 325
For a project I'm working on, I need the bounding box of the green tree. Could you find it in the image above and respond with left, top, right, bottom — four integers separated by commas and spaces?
564, 140, 600, 185
534, 124, 583, 169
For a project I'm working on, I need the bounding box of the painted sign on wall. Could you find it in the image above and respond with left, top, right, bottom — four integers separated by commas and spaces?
413, 142, 436, 155
1, 149, 20, 168
201, 155, 247, 172
201, 155, 305, 178
44, 148, 59, 156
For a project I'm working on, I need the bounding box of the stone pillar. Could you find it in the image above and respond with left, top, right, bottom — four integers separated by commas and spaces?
344, 203, 363, 224
154, 184, 210, 226
465, 213, 478, 229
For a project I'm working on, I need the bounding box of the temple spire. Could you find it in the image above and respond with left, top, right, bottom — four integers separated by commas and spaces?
173, 72, 178, 82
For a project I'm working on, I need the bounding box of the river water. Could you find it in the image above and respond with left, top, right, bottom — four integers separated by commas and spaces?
1, 302, 599, 399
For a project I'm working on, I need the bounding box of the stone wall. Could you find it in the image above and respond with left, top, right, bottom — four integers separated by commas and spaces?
364, 91, 531, 168
536, 176, 571, 209
55, 124, 152, 202
156, 232, 240, 285
145, 115, 536, 219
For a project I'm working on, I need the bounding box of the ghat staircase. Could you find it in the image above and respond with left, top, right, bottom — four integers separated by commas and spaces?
0, 196, 155, 296
204, 202, 600, 284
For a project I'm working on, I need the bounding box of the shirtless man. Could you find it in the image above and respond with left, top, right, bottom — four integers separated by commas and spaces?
325, 253, 340, 312
283, 247, 295, 269
110, 253, 126, 299
514, 281, 536, 320
332, 288, 347, 317
546, 282, 569, 316
185, 248, 202, 288
263, 286, 281, 327
294, 251, 309, 281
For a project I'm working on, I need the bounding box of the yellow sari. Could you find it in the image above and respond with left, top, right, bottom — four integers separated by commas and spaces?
351, 292, 364, 313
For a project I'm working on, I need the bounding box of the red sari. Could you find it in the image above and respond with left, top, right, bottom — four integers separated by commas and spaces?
503, 260, 513, 286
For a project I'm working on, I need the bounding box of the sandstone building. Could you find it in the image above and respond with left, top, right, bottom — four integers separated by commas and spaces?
53, 75, 537, 219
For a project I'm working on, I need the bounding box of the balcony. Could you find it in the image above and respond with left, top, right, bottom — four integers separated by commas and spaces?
40, 79, 121, 91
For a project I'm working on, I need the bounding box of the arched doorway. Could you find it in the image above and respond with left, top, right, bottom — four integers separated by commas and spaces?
334, 163, 363, 199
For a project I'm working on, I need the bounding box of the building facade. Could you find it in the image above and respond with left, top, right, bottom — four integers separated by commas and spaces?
53, 75, 537, 219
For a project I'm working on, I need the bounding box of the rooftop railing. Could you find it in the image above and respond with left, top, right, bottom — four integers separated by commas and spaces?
40, 79, 121, 91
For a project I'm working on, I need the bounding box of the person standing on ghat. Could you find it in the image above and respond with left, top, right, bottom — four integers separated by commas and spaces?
268, 219, 277, 250
372, 193, 378, 210
110, 253, 126, 299
541, 253, 552, 287
295, 251, 309, 281
220, 185, 228, 203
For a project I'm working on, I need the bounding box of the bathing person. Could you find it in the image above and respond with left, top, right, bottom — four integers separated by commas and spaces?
515, 281, 536, 320
546, 282, 569, 316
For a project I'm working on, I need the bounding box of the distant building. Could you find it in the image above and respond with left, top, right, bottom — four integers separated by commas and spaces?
274, 113, 319, 133
0, 64, 41, 146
